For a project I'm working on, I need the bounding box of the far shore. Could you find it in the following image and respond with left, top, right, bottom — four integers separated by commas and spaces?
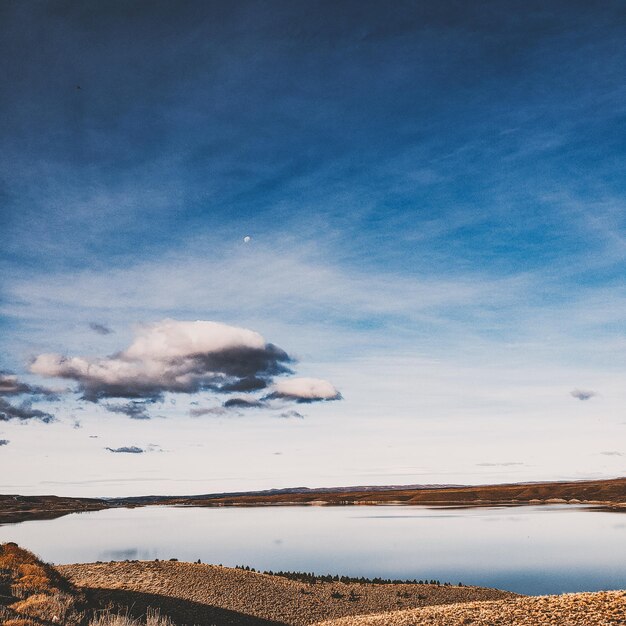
2, 476, 626, 525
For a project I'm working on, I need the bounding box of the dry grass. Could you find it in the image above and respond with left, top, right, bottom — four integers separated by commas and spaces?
10, 591, 79, 622
59, 560, 515, 626
88, 608, 176, 626
315, 590, 626, 626
0, 542, 69, 597
5, 542, 626, 626
0, 542, 86, 626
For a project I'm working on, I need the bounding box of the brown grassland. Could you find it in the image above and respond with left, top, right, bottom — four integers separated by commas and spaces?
155, 476, 626, 509
2, 477, 626, 525
2, 543, 626, 625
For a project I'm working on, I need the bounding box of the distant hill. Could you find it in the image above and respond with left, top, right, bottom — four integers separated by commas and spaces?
2, 477, 625, 525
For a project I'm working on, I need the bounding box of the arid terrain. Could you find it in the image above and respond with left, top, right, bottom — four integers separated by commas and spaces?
316, 591, 626, 626
58, 561, 514, 626
2, 543, 625, 625
151, 476, 626, 509
1, 543, 513, 625
0, 495, 109, 525
3, 477, 626, 525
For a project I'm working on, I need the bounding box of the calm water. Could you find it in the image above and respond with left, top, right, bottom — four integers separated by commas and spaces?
1, 504, 625, 595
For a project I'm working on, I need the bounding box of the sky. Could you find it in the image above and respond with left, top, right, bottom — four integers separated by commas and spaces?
1, 0, 626, 497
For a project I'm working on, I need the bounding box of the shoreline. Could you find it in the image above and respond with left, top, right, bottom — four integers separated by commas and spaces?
2, 476, 626, 524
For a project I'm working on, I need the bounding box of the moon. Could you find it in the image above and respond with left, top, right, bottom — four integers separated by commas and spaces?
243, 235, 251, 243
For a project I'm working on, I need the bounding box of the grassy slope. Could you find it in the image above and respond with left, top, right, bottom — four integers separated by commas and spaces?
0, 542, 87, 625
315, 591, 626, 626
58, 561, 516, 626
3, 544, 625, 626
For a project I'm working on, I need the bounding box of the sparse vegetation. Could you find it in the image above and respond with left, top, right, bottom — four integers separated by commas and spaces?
234, 564, 453, 586
8, 542, 624, 626
0, 543, 176, 626
0, 542, 87, 625
88, 608, 176, 626
317, 591, 626, 626
59, 559, 514, 625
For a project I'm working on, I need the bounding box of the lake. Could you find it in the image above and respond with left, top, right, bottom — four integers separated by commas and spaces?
1, 504, 625, 595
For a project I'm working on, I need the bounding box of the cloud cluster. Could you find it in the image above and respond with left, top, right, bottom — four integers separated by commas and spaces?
104, 401, 153, 420
0, 439, 9, 446
0, 398, 54, 423
570, 389, 596, 401
31, 320, 293, 401
266, 377, 342, 403
0, 372, 56, 422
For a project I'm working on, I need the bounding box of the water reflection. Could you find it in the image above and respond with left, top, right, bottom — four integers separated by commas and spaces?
1, 504, 625, 595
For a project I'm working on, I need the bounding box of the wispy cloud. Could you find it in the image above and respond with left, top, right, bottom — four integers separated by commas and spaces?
278, 410, 304, 419
89, 322, 114, 335
477, 462, 525, 467
105, 401, 154, 420
189, 406, 228, 417
571, 389, 596, 401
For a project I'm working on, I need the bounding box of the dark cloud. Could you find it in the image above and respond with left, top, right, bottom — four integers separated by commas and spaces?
278, 410, 305, 419
223, 397, 266, 409
265, 392, 341, 404
197, 344, 291, 380
219, 376, 268, 393
571, 389, 596, 401
0, 398, 54, 423
0, 439, 9, 446
0, 371, 57, 398
105, 446, 144, 454
105, 401, 153, 420
89, 322, 114, 335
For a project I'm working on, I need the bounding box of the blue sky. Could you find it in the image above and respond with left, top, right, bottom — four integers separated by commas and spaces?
1, 1, 626, 496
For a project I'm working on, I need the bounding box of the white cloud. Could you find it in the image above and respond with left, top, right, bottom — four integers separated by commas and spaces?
30, 319, 293, 401
269, 377, 341, 403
